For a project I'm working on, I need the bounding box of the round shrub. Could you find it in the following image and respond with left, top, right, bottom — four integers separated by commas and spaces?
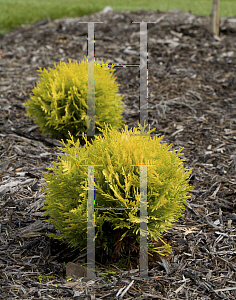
42, 124, 194, 263
24, 57, 124, 139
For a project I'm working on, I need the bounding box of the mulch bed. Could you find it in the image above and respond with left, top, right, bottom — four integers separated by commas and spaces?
0, 7, 236, 300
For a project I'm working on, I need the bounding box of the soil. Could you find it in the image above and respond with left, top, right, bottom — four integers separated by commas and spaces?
0, 8, 236, 300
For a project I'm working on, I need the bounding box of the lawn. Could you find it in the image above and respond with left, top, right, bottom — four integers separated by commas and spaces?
0, 0, 235, 35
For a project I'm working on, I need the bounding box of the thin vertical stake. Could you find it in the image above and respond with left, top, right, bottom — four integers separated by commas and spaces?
87, 165, 95, 279
140, 22, 148, 130
87, 23, 95, 136
139, 165, 148, 278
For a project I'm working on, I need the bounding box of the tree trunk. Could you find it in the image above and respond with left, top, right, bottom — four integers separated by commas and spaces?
210, 0, 220, 36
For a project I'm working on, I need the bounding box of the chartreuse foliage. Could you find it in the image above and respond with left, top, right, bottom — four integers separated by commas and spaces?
24, 57, 124, 139
42, 124, 194, 259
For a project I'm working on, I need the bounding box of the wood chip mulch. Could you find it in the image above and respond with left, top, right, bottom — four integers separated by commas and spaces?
0, 7, 236, 300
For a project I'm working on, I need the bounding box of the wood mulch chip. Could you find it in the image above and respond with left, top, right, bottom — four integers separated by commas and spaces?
0, 7, 236, 300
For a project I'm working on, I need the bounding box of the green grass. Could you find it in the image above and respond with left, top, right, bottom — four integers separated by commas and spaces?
0, 0, 235, 35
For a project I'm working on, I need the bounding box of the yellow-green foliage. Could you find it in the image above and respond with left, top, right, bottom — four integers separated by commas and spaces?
24, 57, 124, 139
42, 124, 194, 257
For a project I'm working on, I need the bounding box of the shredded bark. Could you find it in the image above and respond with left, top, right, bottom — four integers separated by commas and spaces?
0, 8, 236, 300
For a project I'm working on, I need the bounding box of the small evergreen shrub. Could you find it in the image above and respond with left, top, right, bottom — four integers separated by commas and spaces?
24, 57, 124, 139
42, 124, 194, 264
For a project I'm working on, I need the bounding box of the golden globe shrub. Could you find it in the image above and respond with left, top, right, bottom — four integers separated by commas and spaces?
41, 124, 194, 261
24, 57, 124, 139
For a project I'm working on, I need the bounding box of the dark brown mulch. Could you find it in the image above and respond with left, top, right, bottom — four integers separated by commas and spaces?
0, 7, 236, 300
